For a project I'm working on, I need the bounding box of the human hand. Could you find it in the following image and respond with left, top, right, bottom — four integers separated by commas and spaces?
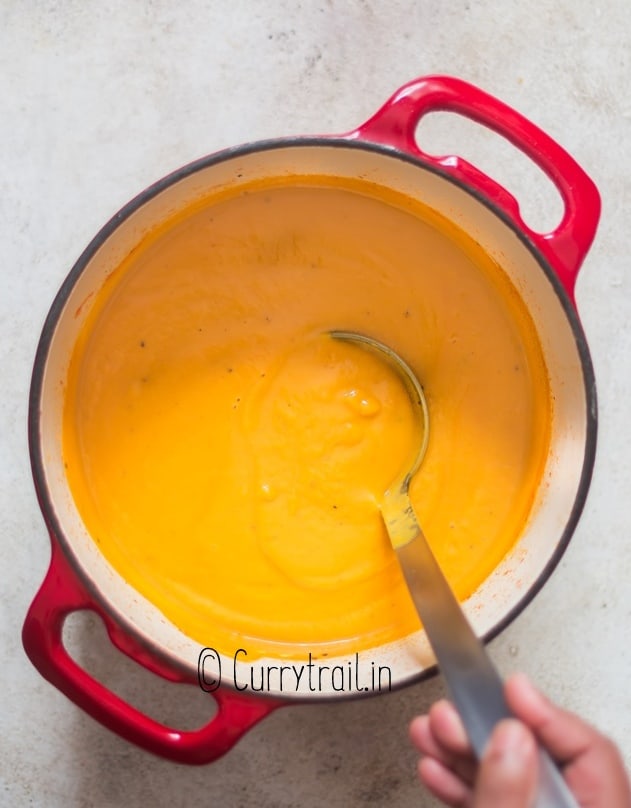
409, 673, 631, 807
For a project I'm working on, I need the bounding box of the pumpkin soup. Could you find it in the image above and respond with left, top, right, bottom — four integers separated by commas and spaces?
62, 180, 551, 659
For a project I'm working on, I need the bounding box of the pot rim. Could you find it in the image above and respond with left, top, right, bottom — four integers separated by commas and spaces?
28, 135, 597, 698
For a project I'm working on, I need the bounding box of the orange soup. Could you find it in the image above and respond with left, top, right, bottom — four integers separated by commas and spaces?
63, 180, 551, 658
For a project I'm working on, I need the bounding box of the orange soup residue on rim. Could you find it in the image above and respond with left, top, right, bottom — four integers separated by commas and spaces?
62, 179, 551, 659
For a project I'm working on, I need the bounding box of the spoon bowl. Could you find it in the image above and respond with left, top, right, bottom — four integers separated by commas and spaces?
330, 330, 430, 548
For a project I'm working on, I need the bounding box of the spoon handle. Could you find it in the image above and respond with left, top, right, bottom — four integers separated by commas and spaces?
396, 521, 579, 808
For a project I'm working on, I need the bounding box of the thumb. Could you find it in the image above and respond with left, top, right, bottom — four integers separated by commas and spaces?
473, 720, 539, 808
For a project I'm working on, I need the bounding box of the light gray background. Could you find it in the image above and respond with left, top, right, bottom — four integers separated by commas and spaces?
2, 2, 630, 806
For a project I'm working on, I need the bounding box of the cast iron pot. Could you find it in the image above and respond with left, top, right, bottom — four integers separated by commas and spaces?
23, 76, 600, 764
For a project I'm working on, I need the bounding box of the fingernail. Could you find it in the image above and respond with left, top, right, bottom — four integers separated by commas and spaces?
492, 720, 535, 771
511, 673, 549, 710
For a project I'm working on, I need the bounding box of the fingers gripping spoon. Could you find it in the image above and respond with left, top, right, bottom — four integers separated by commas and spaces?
331, 331, 578, 808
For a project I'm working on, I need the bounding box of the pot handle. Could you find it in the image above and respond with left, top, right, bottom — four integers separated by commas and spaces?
346, 75, 600, 301
22, 544, 280, 764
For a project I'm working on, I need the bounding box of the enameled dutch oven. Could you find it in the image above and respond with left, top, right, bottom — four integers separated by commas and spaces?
23, 76, 600, 764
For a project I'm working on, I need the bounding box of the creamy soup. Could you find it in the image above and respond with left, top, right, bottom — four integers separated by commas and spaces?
63, 180, 551, 659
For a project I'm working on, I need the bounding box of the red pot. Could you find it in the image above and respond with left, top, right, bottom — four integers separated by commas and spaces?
23, 76, 600, 764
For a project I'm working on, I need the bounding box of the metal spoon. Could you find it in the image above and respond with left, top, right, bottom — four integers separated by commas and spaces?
331, 330, 578, 808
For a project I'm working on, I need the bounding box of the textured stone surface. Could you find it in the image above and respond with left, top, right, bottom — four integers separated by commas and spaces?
2, 1, 630, 805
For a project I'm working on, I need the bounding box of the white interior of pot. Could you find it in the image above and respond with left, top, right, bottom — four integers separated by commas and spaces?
36, 142, 592, 698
